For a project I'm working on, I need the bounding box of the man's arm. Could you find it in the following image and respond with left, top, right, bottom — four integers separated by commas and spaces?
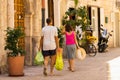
39, 36, 43, 50
55, 36, 59, 49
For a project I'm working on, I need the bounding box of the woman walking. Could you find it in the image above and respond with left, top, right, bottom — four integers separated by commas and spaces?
62, 24, 79, 72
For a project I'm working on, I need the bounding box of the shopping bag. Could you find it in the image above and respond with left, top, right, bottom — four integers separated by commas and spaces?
34, 51, 44, 65
55, 52, 64, 71
76, 48, 86, 60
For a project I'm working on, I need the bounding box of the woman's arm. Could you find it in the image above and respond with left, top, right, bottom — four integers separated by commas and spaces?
61, 27, 66, 35
74, 31, 79, 49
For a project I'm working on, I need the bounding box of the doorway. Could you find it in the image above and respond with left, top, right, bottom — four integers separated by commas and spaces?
115, 13, 120, 47
48, 0, 54, 25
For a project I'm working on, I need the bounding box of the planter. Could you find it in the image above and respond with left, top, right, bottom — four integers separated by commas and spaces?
8, 56, 24, 76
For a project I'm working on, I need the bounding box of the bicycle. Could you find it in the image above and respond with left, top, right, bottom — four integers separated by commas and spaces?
85, 36, 97, 56
76, 27, 97, 57
80, 36, 97, 57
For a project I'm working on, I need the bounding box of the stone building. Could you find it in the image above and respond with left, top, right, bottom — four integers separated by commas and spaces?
0, 0, 120, 74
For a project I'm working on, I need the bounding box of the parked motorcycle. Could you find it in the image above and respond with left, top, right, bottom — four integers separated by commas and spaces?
98, 27, 113, 53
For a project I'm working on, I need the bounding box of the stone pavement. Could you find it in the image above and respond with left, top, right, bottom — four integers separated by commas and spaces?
0, 47, 120, 80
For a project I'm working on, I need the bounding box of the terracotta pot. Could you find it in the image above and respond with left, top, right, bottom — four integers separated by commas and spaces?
8, 56, 24, 76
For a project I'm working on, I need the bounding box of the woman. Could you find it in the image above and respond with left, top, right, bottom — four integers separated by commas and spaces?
62, 24, 79, 72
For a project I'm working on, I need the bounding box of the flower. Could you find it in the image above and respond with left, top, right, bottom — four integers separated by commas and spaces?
87, 36, 97, 43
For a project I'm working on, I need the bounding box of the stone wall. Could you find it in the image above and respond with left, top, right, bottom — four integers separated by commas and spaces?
24, 0, 42, 66
60, 0, 119, 47
0, 0, 8, 74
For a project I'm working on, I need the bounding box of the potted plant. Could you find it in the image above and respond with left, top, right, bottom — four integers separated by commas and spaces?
4, 26, 25, 76
57, 27, 64, 48
57, 26, 64, 54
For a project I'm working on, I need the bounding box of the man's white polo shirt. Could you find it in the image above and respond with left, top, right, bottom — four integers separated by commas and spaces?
41, 26, 58, 50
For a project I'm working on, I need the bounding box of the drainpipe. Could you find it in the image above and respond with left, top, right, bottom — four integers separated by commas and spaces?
42, 0, 45, 27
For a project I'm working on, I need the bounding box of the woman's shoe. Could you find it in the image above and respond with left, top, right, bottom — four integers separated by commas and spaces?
68, 67, 71, 71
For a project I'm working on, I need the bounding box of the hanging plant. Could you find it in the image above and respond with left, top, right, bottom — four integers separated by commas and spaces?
62, 5, 90, 46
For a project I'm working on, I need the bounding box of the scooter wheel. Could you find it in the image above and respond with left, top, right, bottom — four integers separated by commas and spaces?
98, 48, 103, 53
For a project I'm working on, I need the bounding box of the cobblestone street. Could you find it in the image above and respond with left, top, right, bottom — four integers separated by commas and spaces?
0, 48, 120, 80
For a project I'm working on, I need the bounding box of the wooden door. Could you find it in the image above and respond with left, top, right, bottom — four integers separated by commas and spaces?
14, 0, 25, 49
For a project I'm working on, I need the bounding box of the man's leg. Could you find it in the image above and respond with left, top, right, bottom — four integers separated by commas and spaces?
50, 55, 56, 75
43, 56, 49, 76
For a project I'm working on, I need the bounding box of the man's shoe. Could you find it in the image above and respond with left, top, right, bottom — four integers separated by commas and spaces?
43, 68, 47, 76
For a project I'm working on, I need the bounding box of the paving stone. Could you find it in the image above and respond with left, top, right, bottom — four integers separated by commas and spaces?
0, 48, 120, 80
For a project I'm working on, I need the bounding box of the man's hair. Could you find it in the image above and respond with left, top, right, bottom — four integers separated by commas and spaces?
46, 18, 52, 24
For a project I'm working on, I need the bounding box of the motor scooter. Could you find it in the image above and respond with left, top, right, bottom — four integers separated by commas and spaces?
98, 28, 113, 53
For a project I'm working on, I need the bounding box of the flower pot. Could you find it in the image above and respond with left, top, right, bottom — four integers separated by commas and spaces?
8, 56, 24, 76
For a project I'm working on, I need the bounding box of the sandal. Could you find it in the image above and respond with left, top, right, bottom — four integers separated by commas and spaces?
68, 67, 75, 72
43, 68, 47, 76
71, 69, 75, 72
68, 67, 71, 71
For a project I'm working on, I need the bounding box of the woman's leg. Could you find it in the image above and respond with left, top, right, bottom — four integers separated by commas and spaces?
66, 44, 76, 71
68, 59, 71, 70
69, 59, 75, 71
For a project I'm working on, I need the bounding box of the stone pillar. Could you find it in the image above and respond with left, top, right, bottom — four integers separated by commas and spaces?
7, 0, 14, 28
53, 0, 61, 27
32, 0, 42, 65
24, 13, 33, 66
24, 0, 42, 66
0, 0, 9, 74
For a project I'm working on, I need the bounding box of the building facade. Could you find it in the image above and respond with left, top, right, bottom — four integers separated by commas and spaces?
0, 0, 120, 73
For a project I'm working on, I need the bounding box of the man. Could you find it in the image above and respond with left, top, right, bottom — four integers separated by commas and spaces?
40, 18, 59, 76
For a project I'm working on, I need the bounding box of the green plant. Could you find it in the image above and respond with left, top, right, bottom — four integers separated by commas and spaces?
62, 6, 90, 31
4, 26, 25, 57
57, 27, 64, 48
62, 5, 90, 46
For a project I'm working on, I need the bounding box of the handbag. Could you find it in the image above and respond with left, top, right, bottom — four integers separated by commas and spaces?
34, 51, 44, 65
55, 52, 64, 71
76, 48, 86, 60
